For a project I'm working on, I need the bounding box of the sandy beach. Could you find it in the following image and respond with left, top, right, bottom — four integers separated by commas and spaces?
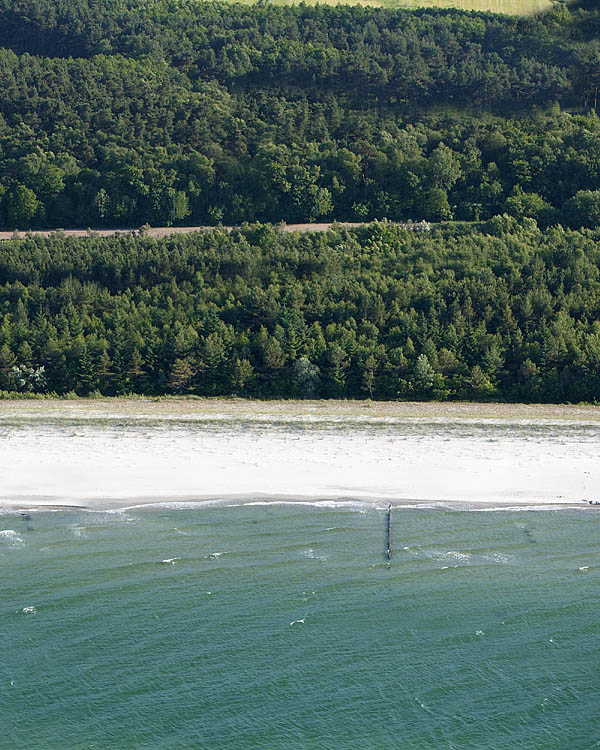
1, 398, 599, 511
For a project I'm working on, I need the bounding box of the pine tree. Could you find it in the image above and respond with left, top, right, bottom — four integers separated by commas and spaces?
168, 357, 195, 393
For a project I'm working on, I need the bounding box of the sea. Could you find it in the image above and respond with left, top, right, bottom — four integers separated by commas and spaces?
2, 503, 599, 749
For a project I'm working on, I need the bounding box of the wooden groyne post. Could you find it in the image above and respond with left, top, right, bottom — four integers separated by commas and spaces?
386, 504, 392, 560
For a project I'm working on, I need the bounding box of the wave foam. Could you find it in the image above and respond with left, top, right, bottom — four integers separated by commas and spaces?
0, 529, 24, 546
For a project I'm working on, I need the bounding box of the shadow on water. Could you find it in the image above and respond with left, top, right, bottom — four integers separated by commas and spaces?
522, 527, 536, 544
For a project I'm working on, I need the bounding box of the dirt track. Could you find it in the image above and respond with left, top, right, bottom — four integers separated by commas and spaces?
0, 223, 367, 240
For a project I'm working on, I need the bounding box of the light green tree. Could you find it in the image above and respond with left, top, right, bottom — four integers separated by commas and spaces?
7, 184, 38, 227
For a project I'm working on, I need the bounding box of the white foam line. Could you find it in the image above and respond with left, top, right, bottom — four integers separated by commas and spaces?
2, 499, 593, 516
3, 413, 600, 427
469, 504, 579, 512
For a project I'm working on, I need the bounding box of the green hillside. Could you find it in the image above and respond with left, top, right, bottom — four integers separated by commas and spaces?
1, 0, 600, 401
0, 0, 597, 230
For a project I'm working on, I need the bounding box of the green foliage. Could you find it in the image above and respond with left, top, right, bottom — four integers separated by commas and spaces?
0, 2, 596, 227
1, 223, 600, 403
0, 0, 598, 404
7, 185, 39, 228
293, 357, 321, 398
562, 190, 600, 228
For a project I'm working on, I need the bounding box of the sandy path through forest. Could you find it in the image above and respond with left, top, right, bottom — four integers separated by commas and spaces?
0, 223, 368, 240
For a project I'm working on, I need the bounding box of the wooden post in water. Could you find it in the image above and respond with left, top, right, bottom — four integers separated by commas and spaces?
385, 504, 392, 560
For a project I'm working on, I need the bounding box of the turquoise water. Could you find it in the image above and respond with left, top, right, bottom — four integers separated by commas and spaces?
1, 505, 599, 749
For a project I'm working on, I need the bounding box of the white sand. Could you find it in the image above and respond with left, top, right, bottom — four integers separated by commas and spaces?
1, 399, 599, 510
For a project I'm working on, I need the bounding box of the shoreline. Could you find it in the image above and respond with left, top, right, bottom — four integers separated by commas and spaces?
2, 495, 598, 514
2, 398, 599, 514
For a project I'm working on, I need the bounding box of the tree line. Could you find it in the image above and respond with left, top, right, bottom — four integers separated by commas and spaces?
0, 1, 599, 228
1, 221, 600, 402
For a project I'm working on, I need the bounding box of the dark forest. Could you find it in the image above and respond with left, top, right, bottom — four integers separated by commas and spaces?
2, 221, 600, 402
0, 0, 599, 228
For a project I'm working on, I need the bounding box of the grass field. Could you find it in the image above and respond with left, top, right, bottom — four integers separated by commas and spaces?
393, 0, 552, 11
263, 0, 554, 13
398, 0, 552, 11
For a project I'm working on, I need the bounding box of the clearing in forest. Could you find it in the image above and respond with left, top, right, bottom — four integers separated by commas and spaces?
254, 0, 553, 14
393, 0, 551, 11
